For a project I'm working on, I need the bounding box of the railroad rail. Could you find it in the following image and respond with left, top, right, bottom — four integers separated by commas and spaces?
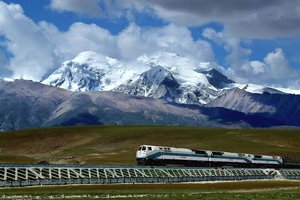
0, 164, 299, 187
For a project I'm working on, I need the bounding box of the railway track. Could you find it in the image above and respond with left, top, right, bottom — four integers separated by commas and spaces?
0, 164, 300, 187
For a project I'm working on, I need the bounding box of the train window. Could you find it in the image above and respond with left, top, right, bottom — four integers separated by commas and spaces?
254, 155, 262, 158
138, 147, 142, 150
142, 146, 146, 151
195, 150, 207, 155
159, 148, 163, 150
161, 147, 170, 151
148, 147, 152, 151
212, 152, 223, 156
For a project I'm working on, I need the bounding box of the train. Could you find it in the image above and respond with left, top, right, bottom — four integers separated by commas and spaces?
136, 145, 300, 168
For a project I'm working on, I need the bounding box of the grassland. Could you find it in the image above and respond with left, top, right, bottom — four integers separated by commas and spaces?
1, 180, 300, 199
0, 126, 300, 199
0, 126, 300, 165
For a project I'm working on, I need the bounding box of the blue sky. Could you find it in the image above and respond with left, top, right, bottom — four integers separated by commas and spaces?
0, 0, 300, 88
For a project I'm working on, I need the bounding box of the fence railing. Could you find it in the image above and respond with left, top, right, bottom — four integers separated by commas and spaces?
0, 164, 299, 187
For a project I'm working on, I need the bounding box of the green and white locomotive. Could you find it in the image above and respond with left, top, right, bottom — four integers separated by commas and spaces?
136, 145, 300, 168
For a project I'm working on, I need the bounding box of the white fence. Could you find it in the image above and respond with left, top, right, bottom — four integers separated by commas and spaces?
0, 164, 299, 187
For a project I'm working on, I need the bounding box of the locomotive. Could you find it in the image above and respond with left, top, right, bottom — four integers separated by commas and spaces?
136, 145, 300, 168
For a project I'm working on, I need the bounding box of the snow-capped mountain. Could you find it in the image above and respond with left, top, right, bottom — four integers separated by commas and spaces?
42, 51, 300, 105
115, 52, 225, 104
43, 51, 224, 105
42, 51, 148, 91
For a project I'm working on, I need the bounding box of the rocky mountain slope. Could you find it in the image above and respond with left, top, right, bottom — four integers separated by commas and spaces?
0, 80, 282, 131
201, 68, 235, 89
206, 88, 300, 126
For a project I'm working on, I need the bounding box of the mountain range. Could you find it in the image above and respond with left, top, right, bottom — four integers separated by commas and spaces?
42, 51, 299, 104
42, 51, 237, 105
0, 51, 300, 131
0, 79, 284, 131
206, 88, 300, 126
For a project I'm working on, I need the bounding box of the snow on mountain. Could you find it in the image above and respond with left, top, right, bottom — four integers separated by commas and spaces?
114, 66, 181, 102
137, 51, 211, 87
0, 77, 14, 83
232, 83, 287, 94
42, 51, 148, 91
275, 87, 300, 95
43, 51, 224, 105
130, 52, 221, 104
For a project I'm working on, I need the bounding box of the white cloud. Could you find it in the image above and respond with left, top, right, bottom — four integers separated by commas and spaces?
258, 48, 300, 87
0, 49, 11, 77
49, 0, 103, 17
249, 61, 265, 74
202, 28, 223, 45
264, 48, 290, 77
57, 22, 118, 58
229, 48, 300, 88
203, 27, 300, 88
0, 2, 215, 81
117, 23, 215, 62
203, 28, 251, 68
0, 2, 56, 80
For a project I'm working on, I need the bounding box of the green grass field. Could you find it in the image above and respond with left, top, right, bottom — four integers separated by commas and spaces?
0, 125, 300, 165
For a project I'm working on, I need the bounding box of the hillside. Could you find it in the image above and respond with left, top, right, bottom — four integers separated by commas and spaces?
0, 126, 299, 165
0, 79, 282, 131
207, 88, 300, 126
